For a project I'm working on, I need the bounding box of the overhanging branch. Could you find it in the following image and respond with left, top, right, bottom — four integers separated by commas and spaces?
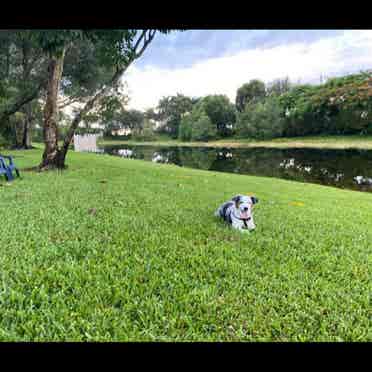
0, 80, 45, 124
60, 30, 159, 156
134, 30, 157, 58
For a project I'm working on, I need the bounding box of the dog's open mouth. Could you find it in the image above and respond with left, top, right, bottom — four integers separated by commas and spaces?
240, 211, 250, 220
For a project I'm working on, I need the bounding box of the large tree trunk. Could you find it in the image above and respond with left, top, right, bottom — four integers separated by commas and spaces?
21, 103, 32, 149
14, 119, 24, 148
12, 104, 33, 149
21, 41, 33, 150
39, 49, 66, 170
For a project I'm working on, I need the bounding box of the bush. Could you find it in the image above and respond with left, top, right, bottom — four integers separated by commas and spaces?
190, 111, 217, 141
179, 108, 218, 142
179, 114, 193, 141
199, 95, 236, 137
236, 80, 266, 112
105, 134, 132, 141
278, 71, 372, 136
0, 133, 9, 149
132, 119, 155, 141
236, 98, 285, 140
0, 118, 12, 148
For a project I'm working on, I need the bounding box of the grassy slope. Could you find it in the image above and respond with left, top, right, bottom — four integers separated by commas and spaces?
100, 135, 372, 149
0, 148, 371, 341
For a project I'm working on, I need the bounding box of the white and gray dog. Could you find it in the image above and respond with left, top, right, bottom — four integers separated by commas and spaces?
215, 195, 259, 232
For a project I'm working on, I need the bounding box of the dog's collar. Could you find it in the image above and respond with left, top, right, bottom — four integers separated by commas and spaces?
238, 217, 251, 221
232, 211, 251, 222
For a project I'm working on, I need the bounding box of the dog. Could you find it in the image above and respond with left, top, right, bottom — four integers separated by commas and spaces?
215, 195, 259, 232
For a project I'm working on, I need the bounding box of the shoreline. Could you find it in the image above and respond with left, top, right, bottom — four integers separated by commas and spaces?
98, 136, 372, 150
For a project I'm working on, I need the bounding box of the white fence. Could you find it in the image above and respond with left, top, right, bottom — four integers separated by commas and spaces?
73, 133, 103, 152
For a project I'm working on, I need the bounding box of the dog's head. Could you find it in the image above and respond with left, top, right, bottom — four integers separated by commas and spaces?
231, 195, 259, 228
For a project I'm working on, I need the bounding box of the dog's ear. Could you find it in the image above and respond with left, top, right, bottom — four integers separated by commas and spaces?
251, 196, 259, 205
231, 195, 242, 208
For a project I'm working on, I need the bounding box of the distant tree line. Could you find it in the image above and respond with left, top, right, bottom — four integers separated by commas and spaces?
120, 71, 372, 142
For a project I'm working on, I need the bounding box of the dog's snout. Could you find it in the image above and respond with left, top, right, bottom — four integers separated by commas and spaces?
243, 206, 249, 211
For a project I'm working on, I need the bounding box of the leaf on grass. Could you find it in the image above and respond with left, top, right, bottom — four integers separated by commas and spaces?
88, 208, 97, 215
289, 201, 305, 207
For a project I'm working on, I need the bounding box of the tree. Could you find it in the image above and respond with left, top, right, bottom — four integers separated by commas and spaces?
236, 97, 285, 140
191, 112, 216, 141
119, 109, 145, 133
101, 108, 145, 137
144, 108, 160, 121
30, 29, 173, 170
0, 31, 47, 148
277, 72, 372, 136
197, 95, 236, 137
178, 95, 236, 141
179, 113, 193, 141
58, 36, 123, 111
132, 118, 155, 141
266, 77, 292, 97
236, 79, 266, 112
179, 105, 217, 142
157, 93, 194, 138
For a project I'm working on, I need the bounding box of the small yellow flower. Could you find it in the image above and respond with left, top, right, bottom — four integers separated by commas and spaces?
289, 201, 305, 207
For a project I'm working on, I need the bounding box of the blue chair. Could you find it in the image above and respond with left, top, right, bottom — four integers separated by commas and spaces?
0, 155, 20, 181
0, 156, 13, 181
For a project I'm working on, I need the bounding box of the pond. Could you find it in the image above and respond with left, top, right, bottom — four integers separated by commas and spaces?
98, 144, 372, 193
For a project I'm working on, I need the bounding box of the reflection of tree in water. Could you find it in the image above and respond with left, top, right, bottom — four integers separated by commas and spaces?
245, 149, 284, 176
225, 147, 372, 191
178, 148, 217, 170
210, 148, 238, 173
102, 144, 372, 192
279, 149, 372, 190
116, 149, 134, 158
151, 147, 182, 165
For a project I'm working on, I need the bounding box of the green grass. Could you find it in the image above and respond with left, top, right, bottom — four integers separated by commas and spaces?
99, 135, 372, 149
0, 148, 371, 341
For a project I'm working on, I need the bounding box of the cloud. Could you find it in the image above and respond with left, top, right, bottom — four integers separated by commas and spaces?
123, 30, 372, 111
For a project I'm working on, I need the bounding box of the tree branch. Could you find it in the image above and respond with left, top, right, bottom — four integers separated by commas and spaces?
60, 30, 158, 157
58, 96, 85, 110
134, 30, 157, 59
133, 30, 147, 52
0, 80, 45, 124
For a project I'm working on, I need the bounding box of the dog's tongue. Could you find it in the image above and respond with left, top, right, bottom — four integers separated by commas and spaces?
241, 211, 249, 219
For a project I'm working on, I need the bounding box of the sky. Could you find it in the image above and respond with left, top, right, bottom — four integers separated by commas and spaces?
122, 30, 372, 111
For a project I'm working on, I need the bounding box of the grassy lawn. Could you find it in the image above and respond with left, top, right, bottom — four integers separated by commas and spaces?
0, 148, 371, 341
99, 135, 372, 149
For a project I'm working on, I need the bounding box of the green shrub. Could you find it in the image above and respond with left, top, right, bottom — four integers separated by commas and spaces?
0, 133, 8, 149
179, 114, 193, 141
236, 98, 285, 140
278, 71, 372, 137
190, 111, 217, 141
132, 119, 155, 142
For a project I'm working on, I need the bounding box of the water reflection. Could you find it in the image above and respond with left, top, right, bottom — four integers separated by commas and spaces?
100, 145, 372, 193
117, 149, 133, 157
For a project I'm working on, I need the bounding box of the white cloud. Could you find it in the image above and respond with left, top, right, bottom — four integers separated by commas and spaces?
123, 30, 372, 111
